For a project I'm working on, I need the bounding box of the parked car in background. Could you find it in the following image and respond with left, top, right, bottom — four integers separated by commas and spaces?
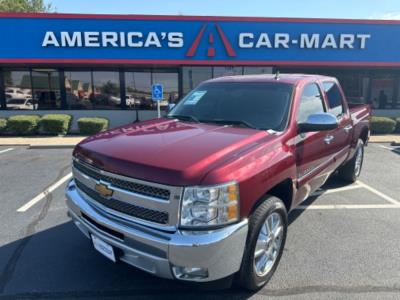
5, 87, 31, 99
126, 95, 142, 108
6, 98, 35, 110
66, 74, 370, 290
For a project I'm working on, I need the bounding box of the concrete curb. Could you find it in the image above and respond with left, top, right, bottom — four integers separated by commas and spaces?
28, 144, 76, 149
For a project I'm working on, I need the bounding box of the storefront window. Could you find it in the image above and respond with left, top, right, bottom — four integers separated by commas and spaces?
31, 69, 60, 110
64, 71, 93, 109
243, 67, 273, 75
370, 76, 395, 109
182, 66, 213, 95
153, 71, 179, 110
4, 69, 34, 110
91, 71, 120, 109
213, 66, 243, 78
125, 71, 152, 110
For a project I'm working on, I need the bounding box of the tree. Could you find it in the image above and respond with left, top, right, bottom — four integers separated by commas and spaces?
100, 81, 120, 96
0, 0, 54, 13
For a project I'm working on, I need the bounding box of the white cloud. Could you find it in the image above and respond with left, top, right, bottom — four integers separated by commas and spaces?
369, 12, 400, 20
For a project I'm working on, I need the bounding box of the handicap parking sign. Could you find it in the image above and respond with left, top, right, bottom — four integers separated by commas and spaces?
152, 84, 163, 101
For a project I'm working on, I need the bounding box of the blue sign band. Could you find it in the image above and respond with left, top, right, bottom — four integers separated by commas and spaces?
0, 15, 399, 64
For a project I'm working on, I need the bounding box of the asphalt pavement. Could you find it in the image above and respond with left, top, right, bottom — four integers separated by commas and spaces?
0, 144, 399, 299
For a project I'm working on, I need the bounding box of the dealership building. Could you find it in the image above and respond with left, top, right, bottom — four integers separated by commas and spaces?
0, 13, 400, 129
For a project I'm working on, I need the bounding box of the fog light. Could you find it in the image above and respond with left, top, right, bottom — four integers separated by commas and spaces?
172, 266, 209, 280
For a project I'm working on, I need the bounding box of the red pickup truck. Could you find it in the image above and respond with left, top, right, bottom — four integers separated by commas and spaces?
66, 74, 370, 290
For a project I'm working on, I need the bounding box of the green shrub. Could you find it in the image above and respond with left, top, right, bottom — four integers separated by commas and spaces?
7, 115, 40, 135
0, 118, 7, 134
371, 116, 396, 134
39, 114, 72, 135
394, 117, 400, 133
77, 117, 109, 135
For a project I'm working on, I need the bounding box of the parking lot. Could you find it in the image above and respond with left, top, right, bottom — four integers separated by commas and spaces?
0, 143, 399, 299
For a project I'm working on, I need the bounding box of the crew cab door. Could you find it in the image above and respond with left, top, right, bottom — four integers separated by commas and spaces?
322, 81, 352, 169
294, 83, 335, 204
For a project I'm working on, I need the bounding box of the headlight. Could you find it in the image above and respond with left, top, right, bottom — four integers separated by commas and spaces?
180, 182, 239, 228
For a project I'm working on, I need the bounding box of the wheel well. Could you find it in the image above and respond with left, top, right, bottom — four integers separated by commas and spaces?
360, 127, 369, 144
251, 179, 294, 214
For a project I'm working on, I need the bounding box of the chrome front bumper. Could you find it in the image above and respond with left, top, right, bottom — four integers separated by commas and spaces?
65, 179, 248, 282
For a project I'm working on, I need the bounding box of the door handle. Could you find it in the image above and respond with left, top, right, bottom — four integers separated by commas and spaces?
324, 135, 334, 145
344, 125, 353, 133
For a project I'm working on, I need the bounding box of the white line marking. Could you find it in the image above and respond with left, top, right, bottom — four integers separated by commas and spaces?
17, 172, 72, 212
294, 204, 400, 210
357, 180, 400, 206
312, 184, 362, 196
0, 147, 14, 154
378, 145, 393, 150
377, 145, 400, 153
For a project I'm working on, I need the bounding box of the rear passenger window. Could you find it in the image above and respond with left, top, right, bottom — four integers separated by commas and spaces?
323, 82, 344, 117
297, 83, 325, 123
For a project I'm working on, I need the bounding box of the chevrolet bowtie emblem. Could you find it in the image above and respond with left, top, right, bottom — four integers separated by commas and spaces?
95, 183, 114, 198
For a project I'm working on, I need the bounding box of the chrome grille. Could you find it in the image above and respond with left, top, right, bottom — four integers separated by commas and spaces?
73, 160, 170, 200
75, 179, 169, 224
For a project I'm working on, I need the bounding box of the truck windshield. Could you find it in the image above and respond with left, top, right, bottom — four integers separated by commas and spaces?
168, 82, 293, 131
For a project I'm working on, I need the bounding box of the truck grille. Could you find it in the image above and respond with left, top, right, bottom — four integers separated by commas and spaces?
75, 179, 169, 225
73, 160, 170, 200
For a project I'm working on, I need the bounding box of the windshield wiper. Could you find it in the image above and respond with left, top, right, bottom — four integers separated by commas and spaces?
202, 119, 258, 129
167, 114, 200, 123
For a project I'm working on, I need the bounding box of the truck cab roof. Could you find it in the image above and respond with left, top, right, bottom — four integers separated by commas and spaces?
204, 73, 337, 85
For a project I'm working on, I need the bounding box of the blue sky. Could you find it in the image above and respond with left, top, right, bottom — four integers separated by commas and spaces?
46, 0, 400, 19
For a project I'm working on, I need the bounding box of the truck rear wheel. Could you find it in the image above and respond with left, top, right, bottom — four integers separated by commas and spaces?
236, 195, 287, 291
338, 139, 364, 183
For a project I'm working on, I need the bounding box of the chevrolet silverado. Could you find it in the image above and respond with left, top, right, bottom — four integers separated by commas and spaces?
66, 74, 370, 290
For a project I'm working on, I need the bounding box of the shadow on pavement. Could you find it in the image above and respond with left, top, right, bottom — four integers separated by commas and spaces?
289, 175, 352, 225
0, 221, 258, 299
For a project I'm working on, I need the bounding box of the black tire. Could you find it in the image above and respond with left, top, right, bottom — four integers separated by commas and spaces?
338, 139, 364, 183
236, 195, 288, 291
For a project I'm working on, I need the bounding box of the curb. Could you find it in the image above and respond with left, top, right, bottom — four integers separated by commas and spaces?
28, 144, 76, 149
0, 144, 30, 147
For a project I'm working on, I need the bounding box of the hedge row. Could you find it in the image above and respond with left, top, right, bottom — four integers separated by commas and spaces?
0, 115, 109, 136
395, 117, 400, 133
77, 117, 109, 135
371, 116, 397, 134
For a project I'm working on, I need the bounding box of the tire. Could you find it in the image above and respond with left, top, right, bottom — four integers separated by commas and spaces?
236, 195, 288, 291
338, 139, 364, 183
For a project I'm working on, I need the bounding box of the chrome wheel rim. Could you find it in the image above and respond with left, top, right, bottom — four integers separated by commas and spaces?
254, 212, 284, 277
354, 146, 363, 177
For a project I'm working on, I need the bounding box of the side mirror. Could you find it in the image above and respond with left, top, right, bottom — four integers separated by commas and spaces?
298, 112, 338, 133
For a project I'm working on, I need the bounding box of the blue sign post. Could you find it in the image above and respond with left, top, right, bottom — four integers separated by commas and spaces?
152, 83, 163, 118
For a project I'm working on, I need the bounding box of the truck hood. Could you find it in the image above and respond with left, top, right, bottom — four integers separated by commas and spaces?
74, 118, 271, 186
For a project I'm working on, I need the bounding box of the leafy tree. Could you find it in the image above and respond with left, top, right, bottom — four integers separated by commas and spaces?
0, 0, 54, 12
101, 81, 120, 96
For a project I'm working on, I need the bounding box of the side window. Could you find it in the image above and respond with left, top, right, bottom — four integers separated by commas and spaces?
297, 83, 325, 123
323, 82, 344, 117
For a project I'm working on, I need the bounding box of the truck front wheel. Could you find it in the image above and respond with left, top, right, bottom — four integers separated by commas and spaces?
237, 195, 288, 291
338, 139, 364, 183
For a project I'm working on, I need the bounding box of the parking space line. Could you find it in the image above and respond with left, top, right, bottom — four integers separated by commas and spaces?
17, 172, 72, 212
377, 144, 400, 153
0, 147, 14, 155
378, 145, 393, 150
312, 184, 362, 196
357, 180, 400, 205
295, 204, 400, 210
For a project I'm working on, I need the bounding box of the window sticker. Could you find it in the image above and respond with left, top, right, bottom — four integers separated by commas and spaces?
184, 91, 207, 105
